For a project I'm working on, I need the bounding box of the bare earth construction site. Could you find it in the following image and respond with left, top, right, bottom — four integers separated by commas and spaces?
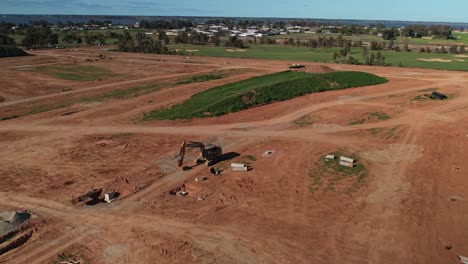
1, 48, 468, 264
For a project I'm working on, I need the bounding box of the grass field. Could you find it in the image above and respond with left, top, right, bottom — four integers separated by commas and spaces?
7, 34, 25, 44
309, 150, 367, 193
80, 83, 163, 102
171, 44, 341, 61
34, 64, 114, 81
144, 71, 387, 120
169, 44, 468, 71
271, 32, 468, 45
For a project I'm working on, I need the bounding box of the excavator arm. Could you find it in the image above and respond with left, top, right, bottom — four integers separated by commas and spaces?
177, 141, 206, 167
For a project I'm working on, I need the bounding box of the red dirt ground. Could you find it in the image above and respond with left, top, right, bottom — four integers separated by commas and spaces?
0, 48, 468, 263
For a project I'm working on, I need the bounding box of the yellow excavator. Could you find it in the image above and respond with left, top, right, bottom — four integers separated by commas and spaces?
177, 141, 223, 168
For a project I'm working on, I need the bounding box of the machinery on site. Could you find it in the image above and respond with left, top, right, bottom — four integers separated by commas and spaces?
71, 188, 102, 205
289, 64, 305, 69
177, 141, 223, 168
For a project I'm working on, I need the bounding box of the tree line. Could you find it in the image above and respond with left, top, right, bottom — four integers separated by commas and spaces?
139, 20, 194, 30
0, 34, 15, 45
115, 30, 247, 54
333, 47, 388, 66
21, 27, 58, 48
117, 31, 169, 54
282, 35, 361, 49
400, 25, 453, 39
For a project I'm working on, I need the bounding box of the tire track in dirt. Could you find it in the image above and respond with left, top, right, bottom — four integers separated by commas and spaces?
272, 143, 318, 263
364, 110, 426, 263
0, 68, 223, 108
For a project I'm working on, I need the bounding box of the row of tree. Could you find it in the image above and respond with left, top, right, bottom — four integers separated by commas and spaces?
333, 47, 388, 66
21, 28, 58, 48
0, 22, 15, 35
225, 36, 245, 48
139, 20, 194, 30
117, 31, 169, 54
0, 34, 15, 45
174, 31, 209, 44
115, 30, 246, 54
419, 45, 466, 54
400, 25, 453, 39
282, 36, 361, 49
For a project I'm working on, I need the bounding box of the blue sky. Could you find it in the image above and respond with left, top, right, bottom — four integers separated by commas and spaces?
0, 0, 466, 23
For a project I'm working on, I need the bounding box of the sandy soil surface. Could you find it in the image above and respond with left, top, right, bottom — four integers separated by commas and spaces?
0, 48, 468, 263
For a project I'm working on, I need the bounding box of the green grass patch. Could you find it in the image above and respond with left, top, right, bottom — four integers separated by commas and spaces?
176, 73, 226, 85
309, 151, 368, 193
245, 155, 257, 161
7, 34, 25, 44
293, 115, 314, 127
27, 101, 74, 115
144, 71, 387, 120
369, 128, 380, 135
111, 133, 133, 139
349, 119, 365, 125
350, 112, 391, 125
170, 44, 344, 62
411, 95, 428, 101
270, 32, 468, 45
168, 44, 468, 71
80, 83, 161, 102
34, 64, 114, 81
368, 126, 401, 139
367, 112, 391, 120
238, 155, 257, 165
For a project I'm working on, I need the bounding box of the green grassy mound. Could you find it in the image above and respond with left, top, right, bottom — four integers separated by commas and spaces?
144, 71, 387, 120
176, 73, 226, 84
34, 64, 114, 81
0, 45, 28, 58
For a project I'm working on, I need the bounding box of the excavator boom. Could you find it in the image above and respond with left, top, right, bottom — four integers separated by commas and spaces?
177, 141, 222, 167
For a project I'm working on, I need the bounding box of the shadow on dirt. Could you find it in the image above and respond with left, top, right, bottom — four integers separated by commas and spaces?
210, 152, 240, 165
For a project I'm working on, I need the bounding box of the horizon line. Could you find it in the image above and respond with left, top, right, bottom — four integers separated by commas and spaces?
1, 13, 467, 25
